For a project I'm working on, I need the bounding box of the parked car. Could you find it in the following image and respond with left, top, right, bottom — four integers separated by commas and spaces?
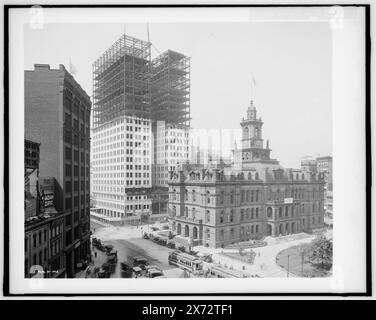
146, 268, 164, 278
152, 237, 160, 243
132, 266, 143, 278
166, 241, 175, 249
104, 244, 114, 253
158, 239, 167, 246
145, 265, 162, 272
132, 256, 148, 269
106, 249, 117, 256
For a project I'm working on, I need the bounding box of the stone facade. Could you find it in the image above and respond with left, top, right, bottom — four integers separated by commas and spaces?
168, 99, 326, 248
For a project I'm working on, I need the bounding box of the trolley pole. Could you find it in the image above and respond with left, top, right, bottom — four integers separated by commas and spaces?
301, 252, 304, 276
287, 254, 290, 278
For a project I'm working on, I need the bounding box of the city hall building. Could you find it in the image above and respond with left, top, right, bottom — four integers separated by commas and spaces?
168, 99, 325, 248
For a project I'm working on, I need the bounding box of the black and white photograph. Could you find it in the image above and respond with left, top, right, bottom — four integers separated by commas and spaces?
3, 3, 371, 297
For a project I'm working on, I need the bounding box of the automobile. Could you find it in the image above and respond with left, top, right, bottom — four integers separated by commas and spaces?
146, 268, 164, 278
132, 266, 143, 278
166, 241, 175, 249
106, 249, 117, 256
152, 237, 160, 243
143, 233, 149, 239
144, 265, 162, 272
158, 238, 167, 246
133, 256, 148, 269
104, 244, 114, 253
97, 269, 109, 278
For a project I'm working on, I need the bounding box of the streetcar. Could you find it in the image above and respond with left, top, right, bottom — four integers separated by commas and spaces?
168, 250, 204, 275
206, 264, 250, 278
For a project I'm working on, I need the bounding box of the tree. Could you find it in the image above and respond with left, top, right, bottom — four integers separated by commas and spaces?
309, 236, 333, 269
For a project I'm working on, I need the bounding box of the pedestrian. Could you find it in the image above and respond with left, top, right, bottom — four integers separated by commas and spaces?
95, 251, 97, 258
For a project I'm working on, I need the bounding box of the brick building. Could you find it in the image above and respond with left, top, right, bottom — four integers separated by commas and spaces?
25, 64, 91, 277
168, 98, 326, 248
24, 139, 66, 278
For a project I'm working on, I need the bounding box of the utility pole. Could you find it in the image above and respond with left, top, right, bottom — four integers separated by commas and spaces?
287, 254, 290, 278
301, 251, 304, 276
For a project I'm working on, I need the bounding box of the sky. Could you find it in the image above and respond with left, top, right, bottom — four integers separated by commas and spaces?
24, 20, 332, 168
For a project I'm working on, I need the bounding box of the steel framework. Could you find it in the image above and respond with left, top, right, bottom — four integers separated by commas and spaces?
151, 50, 191, 127
92, 34, 151, 127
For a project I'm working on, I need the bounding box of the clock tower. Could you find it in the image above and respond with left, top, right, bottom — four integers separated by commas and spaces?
234, 98, 275, 165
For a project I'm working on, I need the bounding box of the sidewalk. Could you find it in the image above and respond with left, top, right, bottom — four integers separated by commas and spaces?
194, 234, 316, 278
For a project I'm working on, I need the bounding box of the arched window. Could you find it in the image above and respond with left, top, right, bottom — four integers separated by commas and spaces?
255, 207, 259, 218
251, 208, 254, 219
230, 210, 234, 222
206, 191, 210, 204
192, 190, 196, 201
279, 207, 283, 218
248, 172, 252, 180
251, 190, 254, 202
246, 190, 250, 202
193, 227, 198, 239
255, 172, 259, 180
267, 207, 273, 218
285, 206, 289, 217
220, 229, 225, 240
185, 207, 188, 217
241, 190, 245, 203
255, 190, 259, 202
255, 225, 259, 233
185, 189, 188, 201
291, 206, 294, 217
177, 224, 181, 235
185, 225, 189, 237
240, 209, 244, 221
246, 208, 250, 220
302, 174, 305, 180
251, 225, 254, 233
192, 207, 196, 220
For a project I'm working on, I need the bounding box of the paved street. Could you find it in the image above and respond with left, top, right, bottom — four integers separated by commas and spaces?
88, 221, 320, 278
88, 221, 185, 278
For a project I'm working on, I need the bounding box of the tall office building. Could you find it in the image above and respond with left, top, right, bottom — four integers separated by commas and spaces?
25, 64, 91, 277
91, 34, 191, 220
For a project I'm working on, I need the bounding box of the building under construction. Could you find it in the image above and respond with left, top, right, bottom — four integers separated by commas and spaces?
151, 50, 190, 127
92, 34, 190, 127
92, 35, 151, 128
91, 34, 191, 220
